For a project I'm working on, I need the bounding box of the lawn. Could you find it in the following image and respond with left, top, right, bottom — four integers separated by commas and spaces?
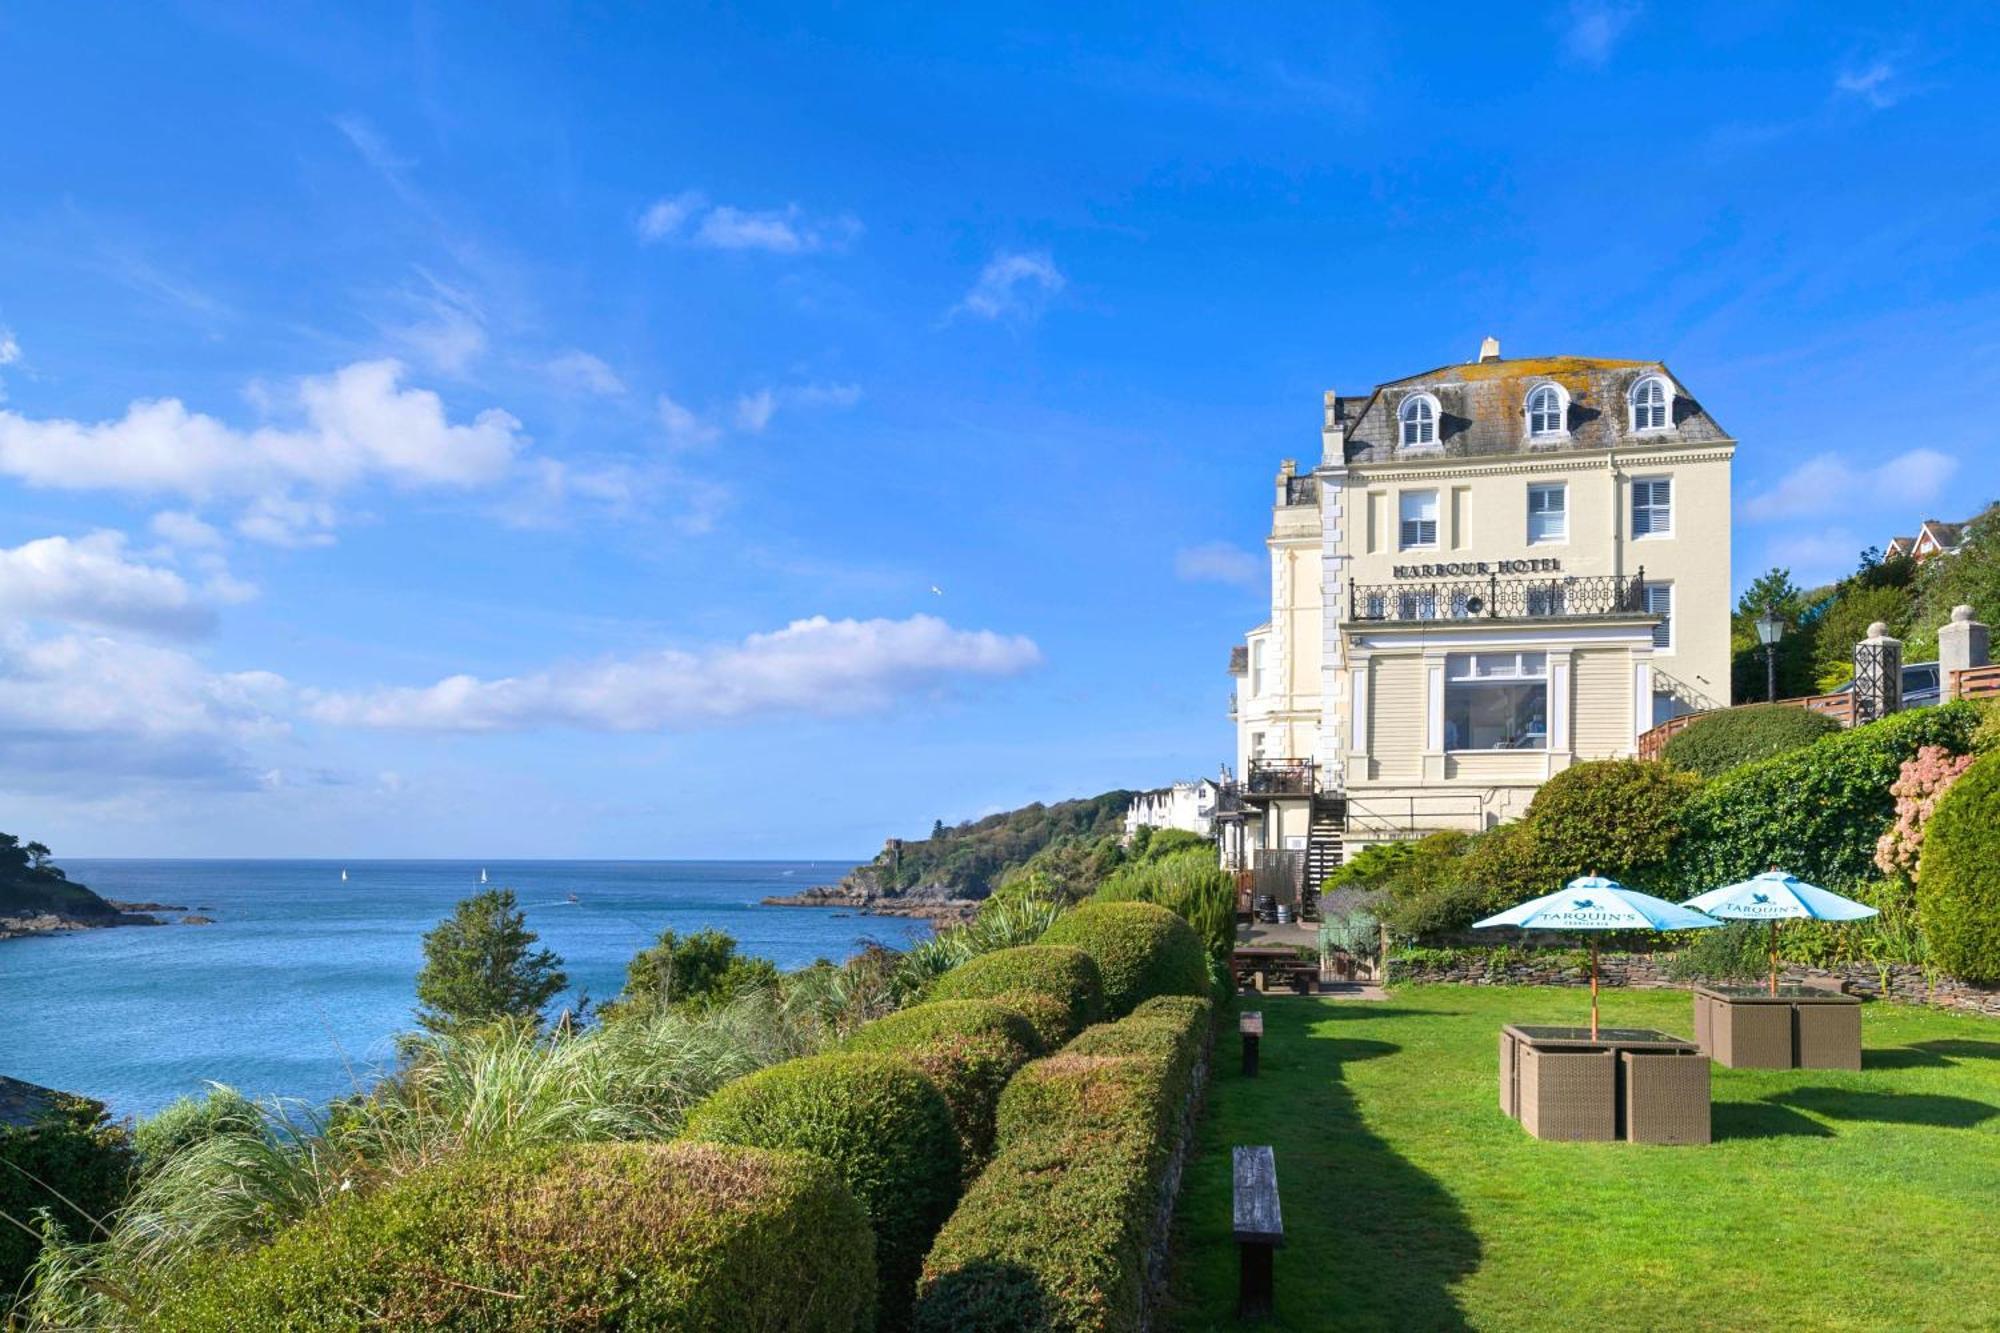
1165, 986, 2000, 1332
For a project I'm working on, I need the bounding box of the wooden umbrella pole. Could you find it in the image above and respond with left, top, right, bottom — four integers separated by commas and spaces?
1590, 937, 1600, 1039
1769, 921, 1779, 996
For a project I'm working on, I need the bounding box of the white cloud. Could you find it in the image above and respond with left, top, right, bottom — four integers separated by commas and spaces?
657, 393, 721, 449
545, 350, 626, 396
0, 360, 525, 530
308, 613, 1042, 733
1561, 1, 1643, 66
1760, 527, 1866, 587
951, 251, 1066, 323
150, 510, 225, 550
791, 381, 864, 410
0, 329, 18, 366
1835, 61, 1901, 109
1740, 448, 1957, 522
1174, 541, 1264, 588
389, 277, 487, 376
0, 626, 288, 791
735, 389, 778, 433
637, 190, 860, 254
236, 494, 339, 548
0, 531, 216, 637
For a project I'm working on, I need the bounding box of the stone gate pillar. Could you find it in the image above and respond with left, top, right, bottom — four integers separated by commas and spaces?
1852, 622, 1903, 724
1939, 605, 1991, 700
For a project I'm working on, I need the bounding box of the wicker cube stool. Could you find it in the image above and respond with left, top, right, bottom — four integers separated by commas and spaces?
1518, 1047, 1615, 1141
1692, 992, 1712, 1056
1795, 1000, 1862, 1071
1499, 1030, 1519, 1119
1621, 1052, 1711, 1145
1708, 998, 1793, 1069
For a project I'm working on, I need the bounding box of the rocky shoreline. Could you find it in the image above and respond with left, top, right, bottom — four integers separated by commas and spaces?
761, 885, 981, 924
0, 909, 170, 942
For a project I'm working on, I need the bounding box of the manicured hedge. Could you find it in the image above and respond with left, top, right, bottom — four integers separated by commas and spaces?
1517, 759, 1701, 890
152, 1141, 875, 1331
1666, 702, 1984, 899
683, 1051, 959, 1328
1661, 703, 1845, 777
1918, 753, 2000, 984
990, 990, 1076, 1054
929, 945, 1105, 1044
0, 1089, 132, 1299
1037, 902, 1208, 1017
842, 1001, 1042, 1179
915, 996, 1211, 1333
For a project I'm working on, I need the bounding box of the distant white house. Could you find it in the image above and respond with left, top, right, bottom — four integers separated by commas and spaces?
1124, 778, 1221, 841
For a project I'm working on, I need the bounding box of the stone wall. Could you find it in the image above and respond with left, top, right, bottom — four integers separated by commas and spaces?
1387, 951, 2000, 1019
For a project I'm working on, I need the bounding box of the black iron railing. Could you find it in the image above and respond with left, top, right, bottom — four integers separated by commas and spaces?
1347, 569, 1647, 623
1283, 475, 1319, 506
1245, 758, 1318, 796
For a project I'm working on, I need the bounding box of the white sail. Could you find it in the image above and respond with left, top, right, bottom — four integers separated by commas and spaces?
480, 868, 488, 884
340, 868, 348, 882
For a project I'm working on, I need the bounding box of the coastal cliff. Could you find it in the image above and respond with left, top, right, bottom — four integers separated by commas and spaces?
765, 789, 1138, 919
0, 833, 164, 940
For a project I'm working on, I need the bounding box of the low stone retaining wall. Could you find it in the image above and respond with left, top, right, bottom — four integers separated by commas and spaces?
1387, 953, 2000, 1018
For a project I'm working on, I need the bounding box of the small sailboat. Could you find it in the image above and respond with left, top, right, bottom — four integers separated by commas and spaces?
480, 868, 489, 885
340, 868, 348, 882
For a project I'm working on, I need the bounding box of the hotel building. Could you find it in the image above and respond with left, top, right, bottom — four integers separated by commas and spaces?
1222, 339, 1734, 880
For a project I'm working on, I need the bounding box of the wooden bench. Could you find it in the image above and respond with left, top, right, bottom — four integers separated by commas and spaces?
1230, 953, 1321, 995
1239, 1010, 1263, 1077
1233, 1145, 1284, 1318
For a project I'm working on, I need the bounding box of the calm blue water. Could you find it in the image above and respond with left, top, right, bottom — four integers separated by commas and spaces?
0, 860, 922, 1121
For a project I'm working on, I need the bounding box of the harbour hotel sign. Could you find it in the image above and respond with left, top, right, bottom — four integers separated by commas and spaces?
1390, 557, 1564, 579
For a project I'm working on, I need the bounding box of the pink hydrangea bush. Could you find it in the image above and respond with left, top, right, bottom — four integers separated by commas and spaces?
1875, 744, 1976, 881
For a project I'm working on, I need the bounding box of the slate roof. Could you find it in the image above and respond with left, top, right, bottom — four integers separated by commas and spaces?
1339, 354, 1732, 464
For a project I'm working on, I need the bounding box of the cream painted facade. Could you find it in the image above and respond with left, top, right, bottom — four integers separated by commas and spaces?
1225, 346, 1734, 868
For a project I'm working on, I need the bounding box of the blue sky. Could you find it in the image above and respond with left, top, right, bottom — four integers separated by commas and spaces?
0, 2, 1994, 858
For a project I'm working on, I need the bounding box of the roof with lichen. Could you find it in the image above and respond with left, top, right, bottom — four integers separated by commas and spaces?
1339, 354, 1732, 464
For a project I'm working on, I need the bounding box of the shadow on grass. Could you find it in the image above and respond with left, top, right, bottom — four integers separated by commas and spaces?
1864, 1046, 1956, 1071
1169, 1003, 1480, 1331
1711, 1100, 1836, 1141
1770, 1087, 2000, 1129
1909, 1039, 2000, 1063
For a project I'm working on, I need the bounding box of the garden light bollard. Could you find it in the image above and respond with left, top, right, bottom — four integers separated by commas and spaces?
1240, 1010, 1263, 1077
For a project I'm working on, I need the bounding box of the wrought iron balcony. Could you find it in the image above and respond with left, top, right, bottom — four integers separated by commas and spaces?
1283, 475, 1319, 506
1346, 570, 1648, 624
1244, 758, 1319, 797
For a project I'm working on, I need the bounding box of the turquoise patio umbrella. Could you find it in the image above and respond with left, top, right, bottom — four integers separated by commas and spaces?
1474, 875, 1724, 1037
1682, 870, 1878, 997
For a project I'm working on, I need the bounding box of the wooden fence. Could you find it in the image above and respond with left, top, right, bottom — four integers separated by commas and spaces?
1950, 664, 2000, 702
1634, 691, 1858, 761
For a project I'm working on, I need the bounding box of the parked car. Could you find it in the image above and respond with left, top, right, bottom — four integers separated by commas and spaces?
1833, 660, 1941, 708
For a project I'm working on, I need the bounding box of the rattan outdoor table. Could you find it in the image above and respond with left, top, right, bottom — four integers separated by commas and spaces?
1500, 1025, 1708, 1144
1693, 985, 1862, 1071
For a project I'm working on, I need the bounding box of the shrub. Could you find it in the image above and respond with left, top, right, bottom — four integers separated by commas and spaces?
1037, 902, 1207, 1017
842, 1001, 1041, 1178
929, 945, 1105, 1042
605, 927, 780, 1020
1664, 922, 1771, 983
1518, 759, 1701, 890
1876, 745, 1977, 881
989, 990, 1074, 1054
150, 1141, 875, 1331
915, 998, 1209, 1333
1662, 703, 1844, 777
0, 1088, 132, 1300
1375, 831, 1480, 938
683, 1052, 959, 1327
1669, 702, 1984, 898
1091, 846, 1236, 963
1918, 752, 2000, 984
132, 1087, 262, 1174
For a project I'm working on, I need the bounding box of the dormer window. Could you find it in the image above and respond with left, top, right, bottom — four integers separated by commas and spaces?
1399, 393, 1439, 448
1630, 376, 1669, 431
1526, 384, 1566, 437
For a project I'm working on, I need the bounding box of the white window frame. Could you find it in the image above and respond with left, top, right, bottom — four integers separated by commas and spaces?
1527, 482, 1567, 545
1629, 376, 1670, 432
1398, 393, 1440, 449
1442, 651, 1550, 753
1631, 476, 1673, 539
1399, 489, 1440, 550
1644, 582, 1673, 652
1251, 638, 1267, 696
1525, 384, 1567, 438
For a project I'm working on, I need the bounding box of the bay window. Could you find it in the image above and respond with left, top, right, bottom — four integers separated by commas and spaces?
1444, 652, 1549, 751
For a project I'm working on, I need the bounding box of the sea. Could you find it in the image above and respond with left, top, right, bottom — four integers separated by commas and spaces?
0, 860, 924, 1122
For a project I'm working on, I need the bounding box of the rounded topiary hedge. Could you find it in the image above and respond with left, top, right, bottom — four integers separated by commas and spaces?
682, 1052, 958, 1327
841, 1000, 1041, 1179
1518, 758, 1702, 889
1661, 703, 1844, 777
1918, 751, 2000, 984
928, 946, 1105, 1043
1037, 902, 1208, 1017
990, 990, 1075, 1054
152, 1141, 875, 1331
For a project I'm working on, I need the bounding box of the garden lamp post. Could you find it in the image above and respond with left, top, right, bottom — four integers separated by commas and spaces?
1755, 604, 1786, 702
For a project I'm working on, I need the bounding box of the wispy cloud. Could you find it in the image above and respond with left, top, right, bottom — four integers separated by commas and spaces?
657, 393, 721, 448
732, 381, 862, 434
950, 251, 1066, 324
544, 350, 626, 396
638, 190, 861, 255
0, 329, 18, 367
307, 613, 1042, 732
1560, 1, 1643, 67
1740, 447, 1958, 523
1834, 60, 1903, 109
1174, 541, 1263, 588
383, 270, 487, 376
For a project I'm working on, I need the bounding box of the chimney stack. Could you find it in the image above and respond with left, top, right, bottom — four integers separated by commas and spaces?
1477, 336, 1501, 363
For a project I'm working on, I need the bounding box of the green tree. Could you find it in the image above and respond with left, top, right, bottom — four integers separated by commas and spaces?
1730, 568, 1820, 702
413, 889, 568, 1034
608, 927, 779, 1018
1907, 503, 2000, 660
